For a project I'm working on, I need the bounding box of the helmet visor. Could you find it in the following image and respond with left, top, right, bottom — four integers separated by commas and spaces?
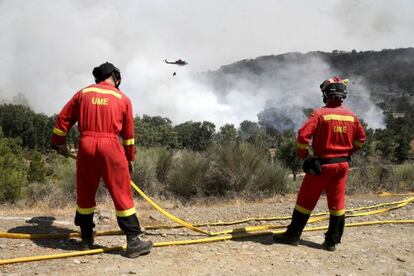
324, 83, 347, 93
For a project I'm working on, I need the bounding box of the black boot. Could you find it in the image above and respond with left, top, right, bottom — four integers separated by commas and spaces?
75, 211, 95, 250
273, 209, 310, 246
79, 226, 94, 250
125, 235, 153, 258
117, 214, 142, 236
117, 214, 153, 258
322, 215, 345, 252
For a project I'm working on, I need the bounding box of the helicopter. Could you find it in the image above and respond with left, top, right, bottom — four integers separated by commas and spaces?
164, 59, 188, 66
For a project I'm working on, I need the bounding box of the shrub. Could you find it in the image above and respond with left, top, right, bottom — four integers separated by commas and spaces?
155, 148, 173, 183
207, 143, 290, 196
0, 131, 28, 203
346, 162, 414, 193
27, 151, 48, 182
392, 164, 414, 190
40, 153, 77, 206
131, 147, 171, 196
166, 150, 210, 197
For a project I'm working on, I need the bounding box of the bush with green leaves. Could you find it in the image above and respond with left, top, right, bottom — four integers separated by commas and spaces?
392, 164, 414, 190
208, 143, 290, 196
24, 153, 77, 206
166, 150, 210, 197
346, 162, 414, 193
27, 151, 48, 182
0, 128, 28, 203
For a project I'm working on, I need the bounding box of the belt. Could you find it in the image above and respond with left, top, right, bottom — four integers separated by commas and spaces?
319, 156, 350, 165
81, 131, 118, 138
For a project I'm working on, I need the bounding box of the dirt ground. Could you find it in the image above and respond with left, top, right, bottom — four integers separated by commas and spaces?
0, 193, 413, 276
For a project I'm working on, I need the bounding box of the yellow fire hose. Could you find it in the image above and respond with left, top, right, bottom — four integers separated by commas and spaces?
377, 191, 414, 197
1, 185, 412, 239
130, 181, 211, 235
129, 180, 414, 236
118, 195, 414, 233
1, 196, 412, 239
142, 196, 414, 232
1, 219, 413, 265
0, 196, 412, 265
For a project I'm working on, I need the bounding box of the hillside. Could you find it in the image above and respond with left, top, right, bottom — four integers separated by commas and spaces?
201, 48, 414, 112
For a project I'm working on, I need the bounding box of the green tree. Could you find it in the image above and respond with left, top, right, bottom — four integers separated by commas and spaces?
27, 151, 48, 182
394, 137, 410, 162
277, 135, 302, 181
0, 127, 28, 202
175, 121, 215, 151
135, 115, 178, 148
238, 120, 278, 149
196, 121, 216, 151
239, 120, 260, 140
0, 104, 78, 151
216, 124, 238, 145
174, 121, 196, 149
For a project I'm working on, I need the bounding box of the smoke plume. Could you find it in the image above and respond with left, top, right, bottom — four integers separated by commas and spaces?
2, 0, 410, 129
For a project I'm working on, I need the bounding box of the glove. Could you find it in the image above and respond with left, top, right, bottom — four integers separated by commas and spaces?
302, 157, 322, 175
53, 143, 70, 157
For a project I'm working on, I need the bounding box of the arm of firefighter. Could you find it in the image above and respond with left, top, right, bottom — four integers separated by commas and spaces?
121, 97, 136, 161
351, 117, 367, 154
51, 92, 80, 146
296, 112, 318, 159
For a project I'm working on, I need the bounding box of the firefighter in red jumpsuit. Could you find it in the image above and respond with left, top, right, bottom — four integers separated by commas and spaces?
273, 77, 366, 251
51, 62, 153, 258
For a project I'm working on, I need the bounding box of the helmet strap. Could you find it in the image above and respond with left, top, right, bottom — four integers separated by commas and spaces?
112, 72, 121, 88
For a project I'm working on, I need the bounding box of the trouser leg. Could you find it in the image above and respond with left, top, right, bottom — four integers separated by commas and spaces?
288, 172, 327, 239
98, 140, 142, 235
323, 162, 349, 251
76, 138, 100, 242
324, 162, 348, 249
98, 140, 152, 257
274, 169, 329, 245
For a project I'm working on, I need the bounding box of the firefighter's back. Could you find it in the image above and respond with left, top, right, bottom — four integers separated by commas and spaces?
311, 104, 361, 158
75, 81, 130, 167
77, 82, 127, 135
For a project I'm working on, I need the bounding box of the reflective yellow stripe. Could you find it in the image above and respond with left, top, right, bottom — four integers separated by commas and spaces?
76, 206, 95, 215
82, 87, 122, 99
322, 114, 355, 122
53, 127, 67, 136
295, 204, 312, 215
116, 207, 136, 217
297, 143, 309, 149
330, 209, 345, 216
353, 141, 364, 148
122, 138, 135, 146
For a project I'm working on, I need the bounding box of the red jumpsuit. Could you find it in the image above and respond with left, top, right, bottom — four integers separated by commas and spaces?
51, 81, 137, 225
295, 101, 366, 216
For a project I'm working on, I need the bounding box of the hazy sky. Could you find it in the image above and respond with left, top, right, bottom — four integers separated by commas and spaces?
1, 0, 413, 127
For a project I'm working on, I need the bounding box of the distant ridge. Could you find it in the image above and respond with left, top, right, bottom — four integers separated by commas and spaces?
202, 48, 414, 110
